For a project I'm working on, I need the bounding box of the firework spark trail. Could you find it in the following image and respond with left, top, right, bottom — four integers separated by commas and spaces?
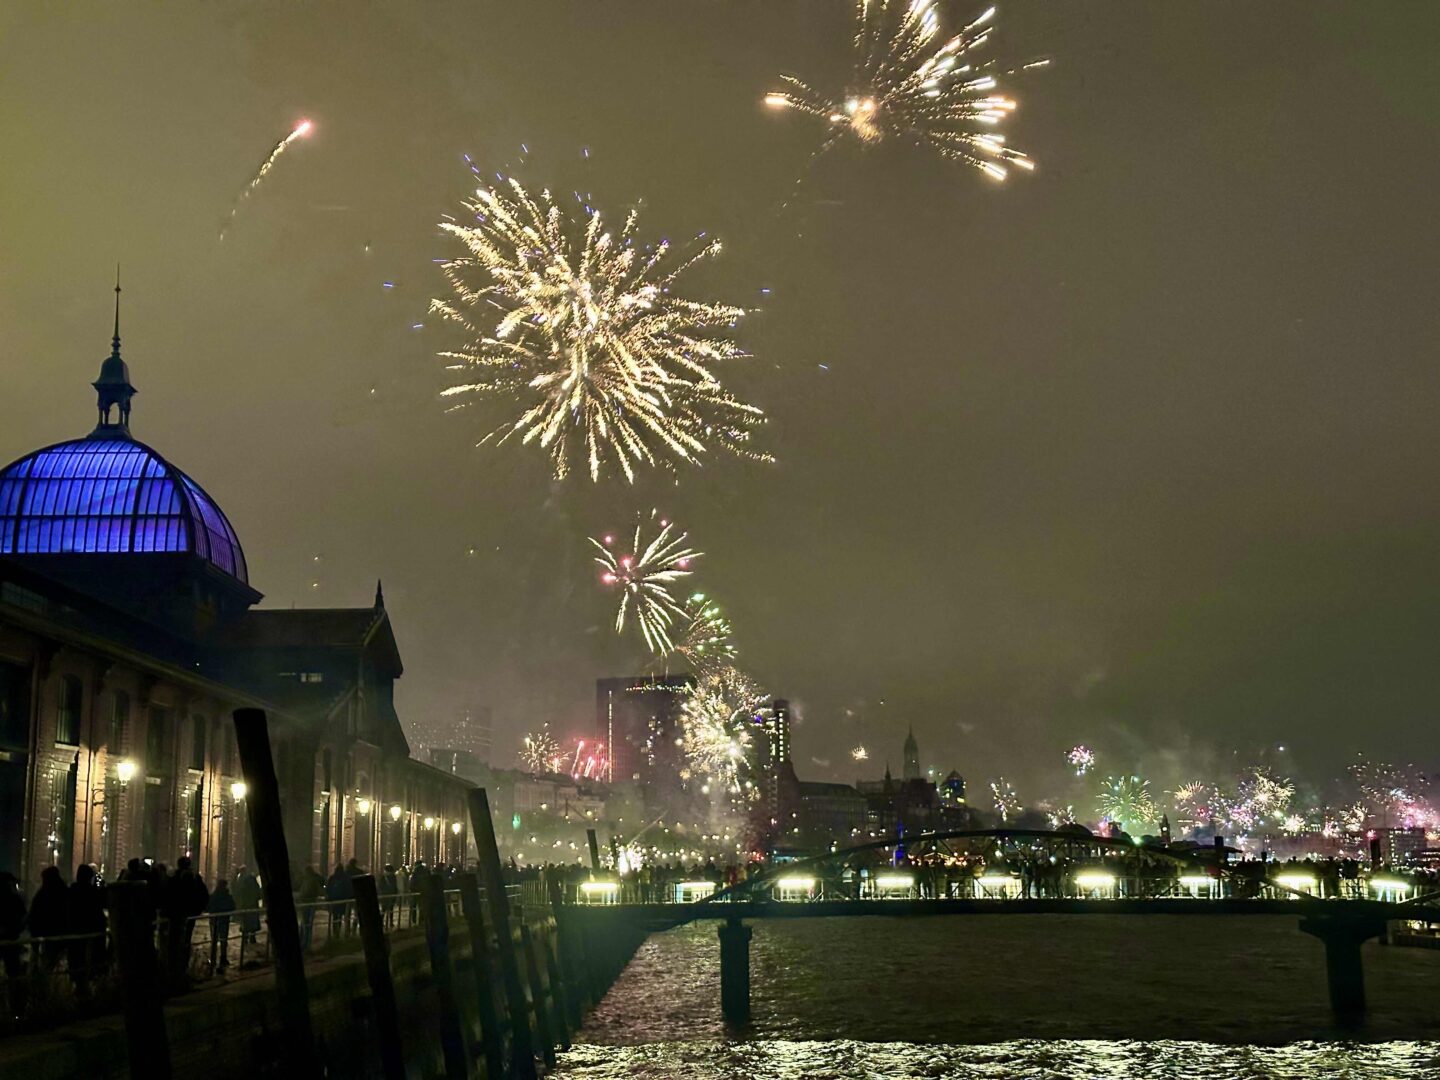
591, 511, 701, 655
765, 2, 1044, 181
220, 119, 313, 239
432, 177, 769, 481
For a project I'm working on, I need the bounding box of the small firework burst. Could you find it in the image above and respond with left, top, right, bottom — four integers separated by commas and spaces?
1066, 745, 1095, 776
679, 668, 767, 792
519, 729, 562, 773
765, 2, 1044, 180
672, 593, 737, 676
591, 510, 700, 655
851, 745, 869, 762
989, 777, 1021, 822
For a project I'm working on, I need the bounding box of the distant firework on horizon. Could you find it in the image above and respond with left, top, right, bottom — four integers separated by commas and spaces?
519, 729, 562, 774
764, 2, 1044, 180
221, 118, 314, 239
431, 177, 769, 482
851, 745, 869, 762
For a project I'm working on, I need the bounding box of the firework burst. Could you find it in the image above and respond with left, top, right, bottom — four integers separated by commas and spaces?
519, 729, 562, 774
680, 669, 767, 792
1096, 775, 1159, 833
432, 178, 768, 481
851, 745, 870, 762
764, 2, 1043, 180
1066, 745, 1095, 776
989, 777, 1021, 822
671, 593, 737, 676
591, 511, 701, 655
221, 119, 313, 239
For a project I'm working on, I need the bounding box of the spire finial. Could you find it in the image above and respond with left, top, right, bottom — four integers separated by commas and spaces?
112, 264, 122, 354
375, 579, 385, 608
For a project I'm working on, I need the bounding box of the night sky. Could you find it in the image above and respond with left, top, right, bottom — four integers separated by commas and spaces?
3, 2, 1438, 797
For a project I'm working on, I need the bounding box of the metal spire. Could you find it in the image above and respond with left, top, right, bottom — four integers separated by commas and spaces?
111, 264, 122, 356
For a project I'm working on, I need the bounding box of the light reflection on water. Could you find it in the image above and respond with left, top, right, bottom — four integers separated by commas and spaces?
556, 917, 1440, 1078
555, 1039, 1440, 1079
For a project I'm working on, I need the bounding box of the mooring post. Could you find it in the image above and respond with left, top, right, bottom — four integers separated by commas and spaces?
520, 921, 559, 1067
457, 871, 507, 1080
110, 880, 172, 1080
586, 828, 601, 875
232, 707, 317, 1074
353, 874, 406, 1080
422, 872, 470, 1079
718, 915, 753, 1026
535, 917, 572, 1050
1299, 914, 1386, 1023
468, 787, 537, 1079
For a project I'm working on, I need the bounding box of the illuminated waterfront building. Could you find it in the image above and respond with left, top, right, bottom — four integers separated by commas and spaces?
595, 674, 694, 785
0, 312, 471, 889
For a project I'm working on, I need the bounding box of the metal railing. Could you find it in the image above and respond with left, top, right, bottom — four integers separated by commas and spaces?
0, 884, 521, 1036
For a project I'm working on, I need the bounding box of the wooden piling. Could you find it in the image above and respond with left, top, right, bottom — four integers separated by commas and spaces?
718, 916, 753, 1026
468, 787, 537, 1079
586, 828, 601, 873
534, 918, 571, 1050
110, 880, 172, 1080
352, 874, 406, 1080
232, 707, 317, 1074
519, 921, 558, 1068
422, 872, 470, 1079
457, 871, 507, 1080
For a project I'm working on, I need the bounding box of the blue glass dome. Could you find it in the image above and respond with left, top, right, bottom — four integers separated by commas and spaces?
0, 435, 248, 583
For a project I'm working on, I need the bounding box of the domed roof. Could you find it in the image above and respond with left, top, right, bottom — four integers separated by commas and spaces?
0, 434, 248, 584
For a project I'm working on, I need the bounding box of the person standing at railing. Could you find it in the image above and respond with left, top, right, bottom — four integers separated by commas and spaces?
378, 865, 399, 928
232, 868, 262, 949
407, 861, 428, 925
163, 856, 210, 989
67, 864, 107, 996
325, 864, 352, 940
297, 866, 323, 949
28, 867, 68, 972
208, 879, 235, 971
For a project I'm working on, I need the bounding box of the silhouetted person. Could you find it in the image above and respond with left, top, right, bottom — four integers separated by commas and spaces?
207, 879, 235, 971
67, 865, 107, 995
232, 868, 262, 951
28, 867, 68, 971
297, 866, 323, 949
325, 863, 352, 938
378, 865, 399, 929
407, 861, 428, 924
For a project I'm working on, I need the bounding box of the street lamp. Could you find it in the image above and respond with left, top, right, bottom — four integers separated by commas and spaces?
423, 816, 436, 830
450, 822, 461, 835
389, 804, 402, 822
116, 759, 137, 785
230, 781, 247, 801
356, 797, 372, 815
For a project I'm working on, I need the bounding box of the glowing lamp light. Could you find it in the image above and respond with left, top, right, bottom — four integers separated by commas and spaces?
423, 816, 436, 830
1370, 876, 1411, 900
116, 759, 137, 784
579, 881, 620, 906
1074, 871, 1117, 893
230, 781, 247, 801
356, 798, 372, 815
451, 822, 462, 835
1274, 872, 1316, 894
389, 804, 402, 822
774, 876, 815, 901
874, 873, 914, 894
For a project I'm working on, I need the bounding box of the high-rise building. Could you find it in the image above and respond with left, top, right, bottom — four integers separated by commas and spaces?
455, 705, 493, 764
903, 725, 920, 781
766, 698, 791, 767
595, 675, 694, 785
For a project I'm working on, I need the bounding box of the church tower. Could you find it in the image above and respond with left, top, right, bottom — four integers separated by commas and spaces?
902, 725, 920, 781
